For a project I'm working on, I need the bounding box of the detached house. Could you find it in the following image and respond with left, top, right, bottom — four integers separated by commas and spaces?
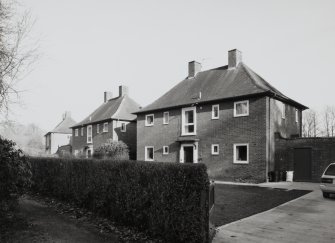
45, 111, 76, 155
71, 86, 140, 159
135, 49, 307, 182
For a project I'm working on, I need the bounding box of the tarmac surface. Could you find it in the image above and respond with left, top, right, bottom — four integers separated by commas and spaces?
213, 182, 335, 243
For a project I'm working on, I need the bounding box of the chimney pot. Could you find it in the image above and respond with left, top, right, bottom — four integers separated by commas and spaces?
63, 111, 71, 120
228, 49, 242, 69
104, 91, 113, 102
119, 85, 129, 97
188, 61, 201, 78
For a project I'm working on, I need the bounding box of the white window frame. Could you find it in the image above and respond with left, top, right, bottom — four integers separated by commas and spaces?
97, 124, 100, 134
281, 102, 286, 119
295, 109, 298, 123
181, 107, 197, 136
234, 100, 249, 117
145, 146, 154, 161
87, 125, 92, 144
163, 146, 169, 155
121, 122, 126, 132
75, 129, 79, 137
81, 127, 84, 136
234, 143, 249, 164
212, 104, 219, 119
163, 112, 169, 125
103, 122, 108, 132
145, 114, 154, 126
211, 144, 219, 155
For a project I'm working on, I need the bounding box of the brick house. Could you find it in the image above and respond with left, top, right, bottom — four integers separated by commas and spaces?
135, 49, 307, 182
45, 111, 76, 155
71, 86, 140, 159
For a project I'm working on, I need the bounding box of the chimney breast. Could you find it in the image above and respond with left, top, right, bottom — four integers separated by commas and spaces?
228, 49, 242, 69
119, 85, 129, 97
104, 91, 113, 102
188, 61, 202, 78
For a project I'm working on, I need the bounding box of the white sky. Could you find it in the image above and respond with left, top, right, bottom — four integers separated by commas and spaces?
11, 0, 335, 131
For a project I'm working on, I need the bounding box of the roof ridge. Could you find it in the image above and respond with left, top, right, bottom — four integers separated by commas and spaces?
111, 95, 125, 119
240, 63, 269, 92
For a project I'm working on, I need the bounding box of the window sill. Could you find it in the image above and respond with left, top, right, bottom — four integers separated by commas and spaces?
234, 114, 249, 118
233, 161, 249, 164
181, 133, 196, 136
145, 124, 154, 127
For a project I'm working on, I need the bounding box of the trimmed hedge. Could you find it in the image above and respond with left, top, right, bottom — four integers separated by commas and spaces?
30, 158, 210, 242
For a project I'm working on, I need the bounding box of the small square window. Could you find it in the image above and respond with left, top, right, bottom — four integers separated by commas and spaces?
212, 105, 219, 119
234, 100, 249, 117
103, 122, 108, 132
211, 144, 219, 155
97, 124, 100, 134
145, 146, 154, 161
163, 146, 169, 155
145, 114, 154, 126
163, 112, 169, 124
234, 144, 249, 164
81, 127, 84, 136
75, 129, 78, 136
121, 122, 126, 132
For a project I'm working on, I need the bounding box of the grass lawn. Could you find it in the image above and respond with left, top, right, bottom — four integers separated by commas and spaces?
213, 184, 311, 226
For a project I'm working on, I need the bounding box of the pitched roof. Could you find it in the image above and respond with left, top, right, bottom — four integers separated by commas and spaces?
136, 62, 307, 114
47, 115, 76, 135
72, 95, 140, 128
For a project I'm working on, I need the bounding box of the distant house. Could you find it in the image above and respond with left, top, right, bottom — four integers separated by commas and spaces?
71, 85, 140, 159
56, 144, 72, 157
134, 49, 308, 182
45, 111, 76, 155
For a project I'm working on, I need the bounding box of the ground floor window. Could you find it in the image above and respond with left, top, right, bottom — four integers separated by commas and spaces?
211, 144, 219, 155
145, 146, 154, 161
234, 143, 249, 164
163, 146, 169, 155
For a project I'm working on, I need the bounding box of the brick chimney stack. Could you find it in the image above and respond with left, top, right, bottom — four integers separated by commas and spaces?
104, 91, 113, 103
228, 49, 242, 69
188, 61, 202, 78
63, 111, 71, 120
119, 85, 129, 97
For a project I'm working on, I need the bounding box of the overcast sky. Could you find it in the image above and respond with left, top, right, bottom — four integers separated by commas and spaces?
11, 0, 335, 131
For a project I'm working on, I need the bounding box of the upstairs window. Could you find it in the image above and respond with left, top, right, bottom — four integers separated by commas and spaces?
234, 100, 249, 117
87, 125, 92, 143
211, 144, 219, 155
75, 129, 79, 137
295, 109, 298, 123
281, 102, 286, 119
163, 146, 169, 155
163, 112, 169, 124
145, 146, 154, 161
97, 124, 100, 134
121, 122, 126, 132
81, 127, 84, 136
145, 114, 154, 126
234, 144, 249, 164
103, 122, 108, 132
212, 105, 219, 119
182, 107, 196, 135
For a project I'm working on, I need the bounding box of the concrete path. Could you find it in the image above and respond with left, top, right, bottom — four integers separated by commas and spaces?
213, 182, 335, 243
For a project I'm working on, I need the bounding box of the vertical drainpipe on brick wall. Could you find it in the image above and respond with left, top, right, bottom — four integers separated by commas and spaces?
266, 97, 271, 182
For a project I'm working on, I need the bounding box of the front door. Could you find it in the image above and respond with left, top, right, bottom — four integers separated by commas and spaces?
183, 146, 194, 163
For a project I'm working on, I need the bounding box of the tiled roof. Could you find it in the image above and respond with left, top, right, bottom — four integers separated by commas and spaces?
48, 115, 76, 134
72, 95, 140, 128
136, 63, 307, 114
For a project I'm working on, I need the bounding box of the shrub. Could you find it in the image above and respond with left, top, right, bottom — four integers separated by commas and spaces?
0, 137, 31, 216
30, 157, 210, 242
93, 139, 129, 160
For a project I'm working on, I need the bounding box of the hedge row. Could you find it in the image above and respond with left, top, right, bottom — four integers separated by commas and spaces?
29, 158, 210, 242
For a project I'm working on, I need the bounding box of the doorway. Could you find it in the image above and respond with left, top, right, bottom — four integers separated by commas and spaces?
180, 143, 198, 163
293, 148, 312, 181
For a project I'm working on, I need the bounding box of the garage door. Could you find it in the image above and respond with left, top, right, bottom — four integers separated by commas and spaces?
293, 148, 312, 181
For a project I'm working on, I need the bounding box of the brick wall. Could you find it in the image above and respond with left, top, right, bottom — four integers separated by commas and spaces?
275, 136, 335, 182
137, 96, 268, 183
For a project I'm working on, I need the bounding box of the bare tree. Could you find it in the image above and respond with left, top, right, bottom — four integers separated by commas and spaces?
0, 0, 38, 116
321, 106, 335, 137
302, 109, 320, 137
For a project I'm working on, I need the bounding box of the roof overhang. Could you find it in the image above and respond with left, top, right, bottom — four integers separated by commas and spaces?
176, 136, 200, 142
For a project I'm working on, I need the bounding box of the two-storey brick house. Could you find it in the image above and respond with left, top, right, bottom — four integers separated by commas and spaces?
135, 49, 307, 182
71, 85, 140, 159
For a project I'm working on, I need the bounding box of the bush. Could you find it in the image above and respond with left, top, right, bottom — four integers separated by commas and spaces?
93, 139, 129, 160
0, 137, 31, 216
30, 157, 210, 242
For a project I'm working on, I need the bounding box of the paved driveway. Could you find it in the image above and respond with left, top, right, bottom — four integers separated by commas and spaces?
213, 182, 335, 243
